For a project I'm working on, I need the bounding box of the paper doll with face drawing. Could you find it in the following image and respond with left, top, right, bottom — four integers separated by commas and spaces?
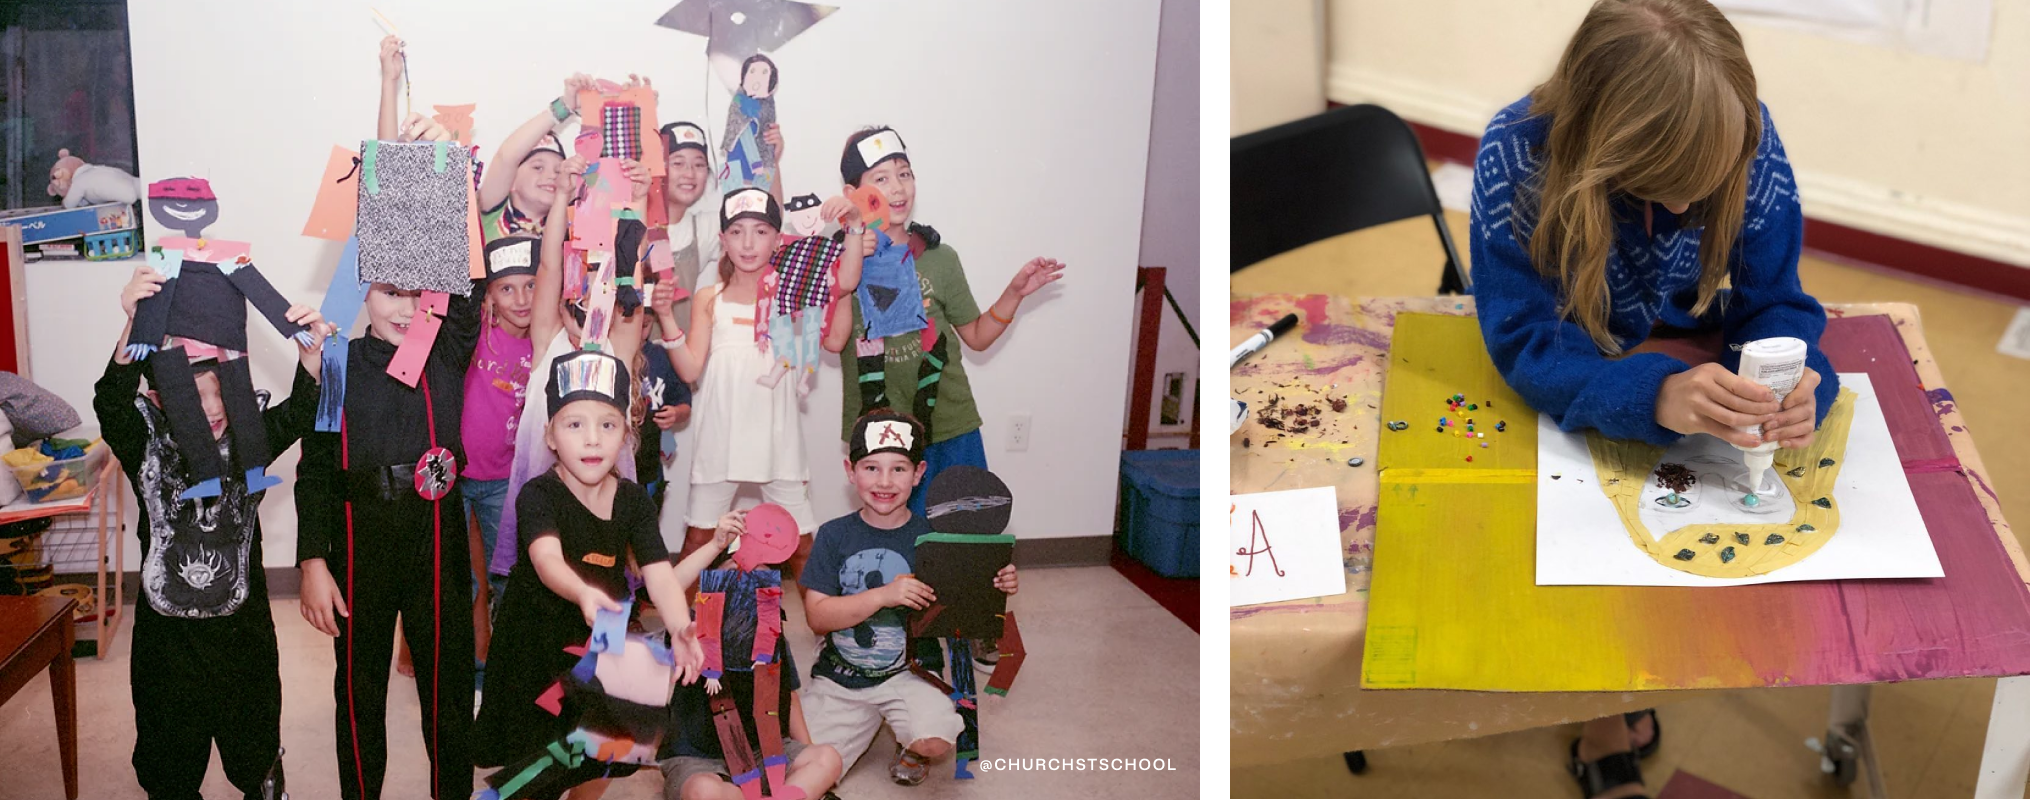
721, 54, 781, 193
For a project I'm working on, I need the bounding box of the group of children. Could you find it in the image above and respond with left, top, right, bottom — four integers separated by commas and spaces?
103, 37, 1061, 800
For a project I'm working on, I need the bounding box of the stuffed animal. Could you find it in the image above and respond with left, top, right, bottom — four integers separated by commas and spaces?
47, 149, 142, 209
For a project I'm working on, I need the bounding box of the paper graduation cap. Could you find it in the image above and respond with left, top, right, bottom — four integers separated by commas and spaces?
654, 0, 837, 66
909, 466, 1015, 640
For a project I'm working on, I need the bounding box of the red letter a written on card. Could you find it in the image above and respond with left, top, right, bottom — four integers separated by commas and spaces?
1237, 510, 1286, 577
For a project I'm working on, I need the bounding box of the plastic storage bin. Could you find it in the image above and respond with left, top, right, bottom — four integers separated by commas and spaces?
5, 427, 107, 504
1118, 449, 1199, 578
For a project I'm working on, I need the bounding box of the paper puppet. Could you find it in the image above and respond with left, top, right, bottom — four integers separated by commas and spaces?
654, 0, 835, 94
906, 466, 1025, 779
694, 503, 800, 800
753, 200, 841, 396
719, 54, 779, 192
47, 148, 141, 209
480, 602, 677, 800
127, 178, 309, 499
431, 104, 477, 148
353, 139, 478, 296
1587, 389, 1858, 579
854, 228, 926, 340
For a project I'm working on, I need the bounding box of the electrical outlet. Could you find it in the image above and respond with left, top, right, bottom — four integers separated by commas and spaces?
1006, 414, 1032, 451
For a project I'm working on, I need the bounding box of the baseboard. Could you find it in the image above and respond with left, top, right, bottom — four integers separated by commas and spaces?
58, 541, 1117, 605
1328, 64, 2030, 302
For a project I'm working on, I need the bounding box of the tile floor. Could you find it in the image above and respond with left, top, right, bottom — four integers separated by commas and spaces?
0, 566, 1198, 799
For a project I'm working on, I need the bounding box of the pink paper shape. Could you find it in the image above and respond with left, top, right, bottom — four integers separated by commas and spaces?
570, 158, 625, 253
159, 237, 252, 264
384, 290, 449, 387
582, 256, 618, 347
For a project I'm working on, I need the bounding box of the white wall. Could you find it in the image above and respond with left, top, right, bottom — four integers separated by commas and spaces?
1326, 0, 2030, 267
1231, 0, 1327, 135
56, 0, 1159, 568
1132, 0, 1202, 442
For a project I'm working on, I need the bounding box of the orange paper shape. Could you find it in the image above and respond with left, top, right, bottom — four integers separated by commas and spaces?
577, 85, 664, 176
850, 184, 891, 231
432, 104, 476, 148
302, 145, 361, 240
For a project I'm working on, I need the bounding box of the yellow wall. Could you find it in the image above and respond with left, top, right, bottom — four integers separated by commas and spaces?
1232, 0, 1327, 135
1325, 0, 2030, 267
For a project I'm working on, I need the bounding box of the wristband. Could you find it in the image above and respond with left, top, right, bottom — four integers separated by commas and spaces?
550, 97, 571, 122
658, 333, 685, 349
988, 306, 1014, 325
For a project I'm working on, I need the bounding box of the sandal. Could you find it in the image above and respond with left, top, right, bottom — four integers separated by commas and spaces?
1568, 739, 1646, 799
1624, 709, 1662, 760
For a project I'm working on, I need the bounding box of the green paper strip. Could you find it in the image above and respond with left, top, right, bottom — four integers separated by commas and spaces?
433, 140, 449, 172
982, 686, 1008, 697
361, 140, 381, 195
616, 276, 635, 287
913, 532, 1017, 546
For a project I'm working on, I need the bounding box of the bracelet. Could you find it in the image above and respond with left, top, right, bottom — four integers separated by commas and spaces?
550, 97, 571, 122
988, 306, 1014, 325
657, 333, 685, 349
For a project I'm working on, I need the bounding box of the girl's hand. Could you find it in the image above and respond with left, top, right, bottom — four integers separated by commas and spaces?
120, 265, 165, 318
1654, 362, 1784, 449
653, 405, 684, 430
561, 73, 595, 115
993, 563, 1018, 595
398, 113, 452, 143
622, 159, 651, 203
1761, 368, 1822, 450
378, 35, 404, 85
763, 123, 784, 160
713, 510, 745, 550
820, 195, 862, 229
625, 73, 658, 104
298, 559, 349, 637
1006, 258, 1066, 298
650, 281, 680, 315
577, 586, 623, 628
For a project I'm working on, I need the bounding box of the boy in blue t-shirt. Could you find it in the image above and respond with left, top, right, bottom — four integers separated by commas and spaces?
799, 410, 1019, 785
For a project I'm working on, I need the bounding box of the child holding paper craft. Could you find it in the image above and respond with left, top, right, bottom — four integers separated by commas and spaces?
1464, 1, 1839, 795
467, 235, 541, 641
800, 411, 1018, 786
657, 508, 843, 800
294, 273, 482, 799
821, 127, 1067, 518
98, 263, 329, 798
719, 54, 787, 203
654, 120, 722, 334
475, 348, 703, 798
473, 71, 600, 242
654, 187, 865, 586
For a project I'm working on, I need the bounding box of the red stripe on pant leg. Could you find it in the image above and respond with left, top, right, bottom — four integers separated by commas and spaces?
432, 498, 441, 795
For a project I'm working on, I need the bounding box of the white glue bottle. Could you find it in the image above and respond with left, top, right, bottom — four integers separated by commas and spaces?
1734, 337, 1808, 494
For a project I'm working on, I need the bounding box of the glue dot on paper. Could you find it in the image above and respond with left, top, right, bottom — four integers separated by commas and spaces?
730, 11, 747, 24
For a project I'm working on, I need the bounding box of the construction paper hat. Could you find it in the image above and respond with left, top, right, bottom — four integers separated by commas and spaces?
659, 121, 710, 156
849, 410, 925, 465
841, 127, 907, 186
545, 349, 631, 418
523, 132, 567, 165
734, 503, 799, 571
925, 466, 1013, 536
719, 187, 782, 232
483, 235, 539, 283
148, 177, 216, 201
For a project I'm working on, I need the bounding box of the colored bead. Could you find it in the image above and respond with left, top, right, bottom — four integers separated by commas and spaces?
1674, 549, 1696, 561
1742, 494, 1759, 507
1765, 534, 1786, 545
1813, 497, 1832, 509
1348, 457, 1364, 467
1820, 458, 1836, 468
1735, 532, 1750, 545
1720, 546, 1736, 563
1797, 524, 1816, 532
1699, 533, 1719, 544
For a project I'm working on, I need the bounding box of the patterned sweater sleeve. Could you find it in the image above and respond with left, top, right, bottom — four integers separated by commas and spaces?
1715, 105, 1839, 425
1469, 109, 1688, 445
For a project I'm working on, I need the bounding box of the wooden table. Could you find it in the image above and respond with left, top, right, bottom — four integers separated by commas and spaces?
0, 593, 78, 799
1228, 296, 2030, 792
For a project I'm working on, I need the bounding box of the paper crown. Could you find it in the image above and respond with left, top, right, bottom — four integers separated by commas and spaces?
546, 349, 631, 418
856, 129, 907, 171
850, 410, 925, 464
149, 177, 216, 201
719, 187, 781, 231
483, 236, 538, 281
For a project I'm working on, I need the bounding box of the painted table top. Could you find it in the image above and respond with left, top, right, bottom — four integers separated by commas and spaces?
1228, 295, 2030, 766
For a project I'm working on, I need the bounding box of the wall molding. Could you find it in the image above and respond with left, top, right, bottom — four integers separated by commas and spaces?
1328, 63, 2030, 293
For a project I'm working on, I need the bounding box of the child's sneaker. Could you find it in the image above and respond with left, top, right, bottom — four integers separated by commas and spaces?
890, 748, 930, 786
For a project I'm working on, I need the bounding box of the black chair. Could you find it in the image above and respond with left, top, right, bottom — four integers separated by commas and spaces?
1231, 103, 1470, 294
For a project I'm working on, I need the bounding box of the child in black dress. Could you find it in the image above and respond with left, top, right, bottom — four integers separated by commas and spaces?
476, 348, 702, 799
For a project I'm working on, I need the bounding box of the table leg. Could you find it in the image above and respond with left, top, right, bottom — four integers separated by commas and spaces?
1825, 684, 1885, 798
51, 617, 77, 799
1976, 675, 2030, 798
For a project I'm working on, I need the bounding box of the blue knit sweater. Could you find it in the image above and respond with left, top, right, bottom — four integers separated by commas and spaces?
1469, 96, 1838, 446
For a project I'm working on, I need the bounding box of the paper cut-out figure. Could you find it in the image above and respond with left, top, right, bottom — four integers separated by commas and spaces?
755, 232, 841, 396
720, 54, 779, 191
694, 503, 802, 800
480, 602, 680, 800
128, 178, 309, 499
906, 466, 1024, 780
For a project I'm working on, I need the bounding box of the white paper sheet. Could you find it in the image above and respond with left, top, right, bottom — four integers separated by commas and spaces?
1230, 486, 1347, 607
1535, 373, 1941, 587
